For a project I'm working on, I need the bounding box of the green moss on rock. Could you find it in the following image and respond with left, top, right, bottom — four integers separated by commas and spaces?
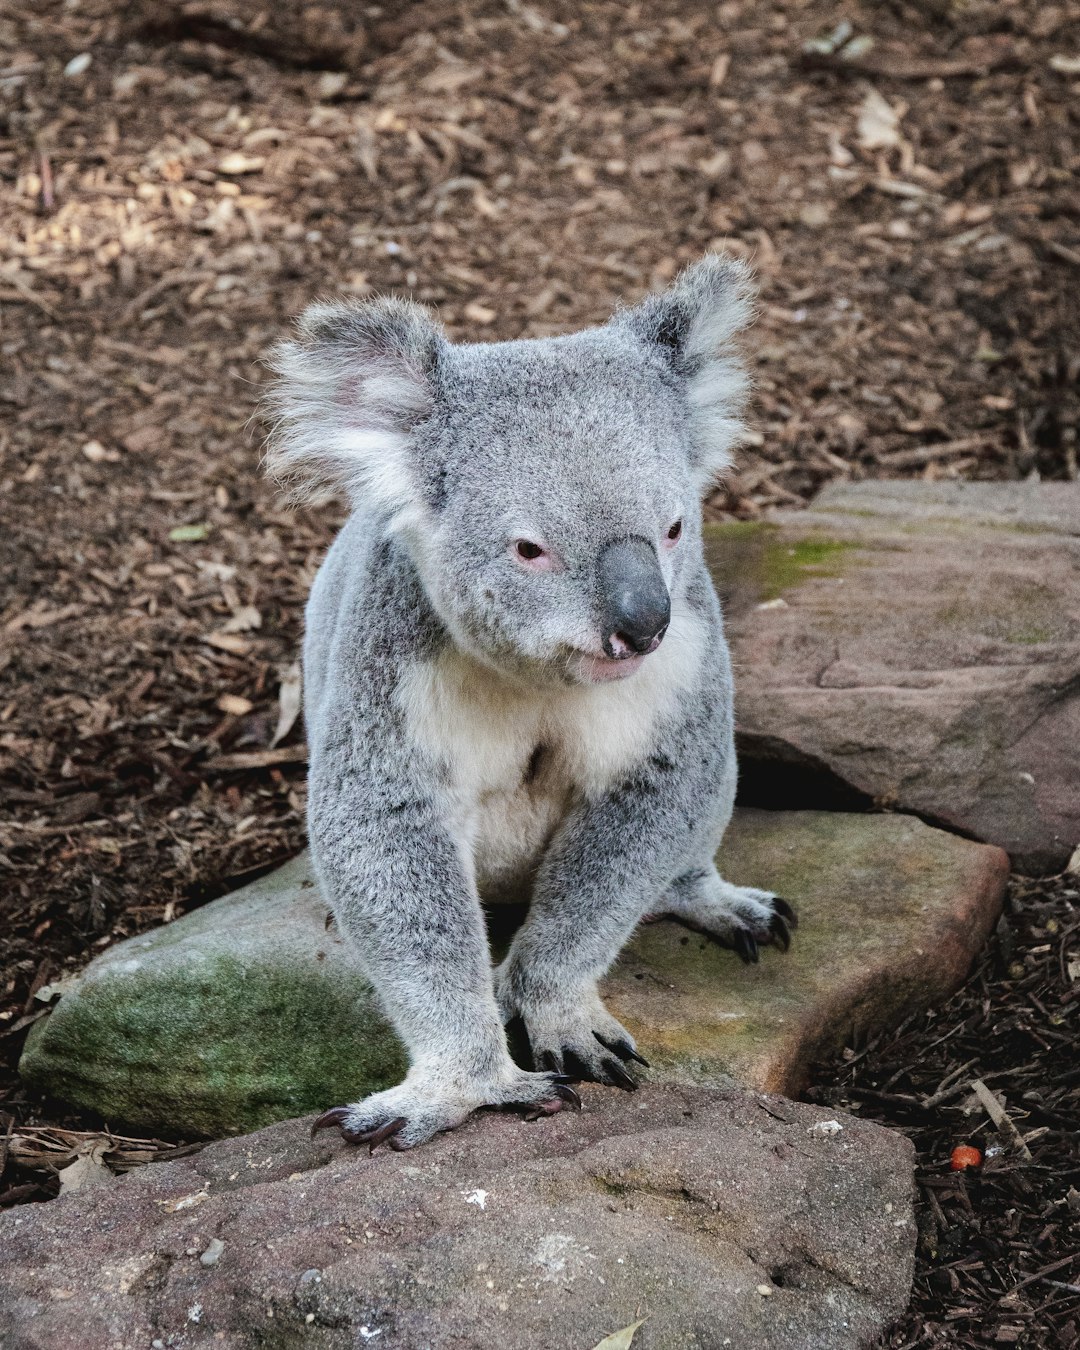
703, 521, 857, 609
20, 856, 406, 1138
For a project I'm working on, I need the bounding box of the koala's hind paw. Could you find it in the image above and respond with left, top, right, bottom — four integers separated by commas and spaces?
310, 1068, 579, 1152
661, 873, 798, 964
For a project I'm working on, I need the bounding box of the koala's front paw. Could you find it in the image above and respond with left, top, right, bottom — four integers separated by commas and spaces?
311, 1067, 580, 1152
509, 994, 648, 1092
662, 873, 798, 964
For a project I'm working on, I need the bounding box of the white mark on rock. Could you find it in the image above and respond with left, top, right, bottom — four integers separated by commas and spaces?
757, 1284, 773, 1296
808, 1119, 844, 1136
200, 1238, 225, 1267
463, 1189, 488, 1210
533, 1233, 595, 1282
359, 1327, 383, 1339
188, 1302, 202, 1323
158, 1189, 209, 1213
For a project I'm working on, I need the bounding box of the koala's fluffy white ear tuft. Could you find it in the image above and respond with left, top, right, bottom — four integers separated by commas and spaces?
620, 254, 756, 490
263, 296, 443, 520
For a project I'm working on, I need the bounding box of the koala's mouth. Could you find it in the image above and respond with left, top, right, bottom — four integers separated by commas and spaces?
575, 652, 648, 684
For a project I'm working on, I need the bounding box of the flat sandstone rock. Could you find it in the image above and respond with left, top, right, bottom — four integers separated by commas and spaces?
712, 480, 1080, 874
20, 810, 1006, 1137
0, 1085, 915, 1350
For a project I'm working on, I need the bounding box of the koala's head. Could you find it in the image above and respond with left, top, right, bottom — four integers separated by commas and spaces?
265, 255, 754, 685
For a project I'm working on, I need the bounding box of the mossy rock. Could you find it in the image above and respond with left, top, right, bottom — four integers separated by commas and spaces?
20, 855, 406, 1138
709, 480, 1080, 873
20, 811, 1006, 1138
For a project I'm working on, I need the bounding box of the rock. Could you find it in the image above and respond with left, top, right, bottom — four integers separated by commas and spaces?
616, 809, 1006, 1096
20, 854, 407, 1139
21, 810, 1006, 1136
710, 480, 1080, 873
0, 1085, 916, 1350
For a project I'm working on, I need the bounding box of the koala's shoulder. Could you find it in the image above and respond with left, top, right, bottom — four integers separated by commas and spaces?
307, 515, 442, 671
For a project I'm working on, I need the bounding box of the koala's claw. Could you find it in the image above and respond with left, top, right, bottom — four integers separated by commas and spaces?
770, 915, 792, 953
312, 1108, 408, 1151
772, 896, 799, 928
733, 930, 759, 964
362, 1116, 409, 1152
311, 1105, 351, 1138
552, 1082, 583, 1110
594, 1030, 650, 1067
603, 1060, 639, 1092
544, 1045, 640, 1092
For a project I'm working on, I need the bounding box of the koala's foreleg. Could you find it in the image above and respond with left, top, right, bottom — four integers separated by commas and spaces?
494, 781, 680, 1089
308, 753, 578, 1149
495, 774, 797, 1088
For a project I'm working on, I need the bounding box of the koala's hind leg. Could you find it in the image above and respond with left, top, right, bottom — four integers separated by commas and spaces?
657, 866, 797, 964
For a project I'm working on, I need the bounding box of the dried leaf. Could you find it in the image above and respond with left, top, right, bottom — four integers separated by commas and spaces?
857, 88, 903, 152
221, 606, 262, 634
33, 975, 79, 1005
218, 153, 266, 175
157, 1189, 209, 1213
591, 1320, 646, 1350
81, 439, 119, 463
270, 661, 302, 747
201, 632, 252, 655
203, 745, 307, 772
217, 694, 254, 716
709, 52, 730, 89
464, 301, 497, 325
58, 1140, 113, 1194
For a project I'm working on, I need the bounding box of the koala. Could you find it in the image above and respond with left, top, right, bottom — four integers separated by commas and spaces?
264, 254, 796, 1152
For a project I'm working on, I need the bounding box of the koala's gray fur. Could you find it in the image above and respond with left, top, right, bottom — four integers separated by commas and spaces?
265, 254, 795, 1150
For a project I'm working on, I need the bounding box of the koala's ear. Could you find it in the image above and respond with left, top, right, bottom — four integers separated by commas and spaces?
263, 296, 443, 520
618, 254, 756, 489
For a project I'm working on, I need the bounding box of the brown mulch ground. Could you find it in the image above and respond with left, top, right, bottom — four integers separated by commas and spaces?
813, 871, 1080, 1349
1, 0, 1077, 1343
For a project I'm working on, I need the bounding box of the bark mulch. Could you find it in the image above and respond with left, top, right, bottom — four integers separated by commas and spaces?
813, 871, 1080, 1349
1, 0, 1078, 1345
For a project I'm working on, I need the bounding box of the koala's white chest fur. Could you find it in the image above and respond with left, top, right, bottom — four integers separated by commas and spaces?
396, 611, 705, 901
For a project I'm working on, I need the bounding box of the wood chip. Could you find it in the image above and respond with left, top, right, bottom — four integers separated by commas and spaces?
970, 1079, 1033, 1161
203, 746, 308, 772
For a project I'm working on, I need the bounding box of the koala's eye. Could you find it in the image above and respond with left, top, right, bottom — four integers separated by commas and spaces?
666, 520, 683, 543
511, 538, 558, 572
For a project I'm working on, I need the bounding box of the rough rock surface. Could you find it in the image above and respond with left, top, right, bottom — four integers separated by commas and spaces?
21, 810, 1006, 1137
711, 480, 1080, 874
0, 1085, 916, 1350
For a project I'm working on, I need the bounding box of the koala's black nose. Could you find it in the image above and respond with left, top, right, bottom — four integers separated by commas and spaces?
598, 537, 671, 659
